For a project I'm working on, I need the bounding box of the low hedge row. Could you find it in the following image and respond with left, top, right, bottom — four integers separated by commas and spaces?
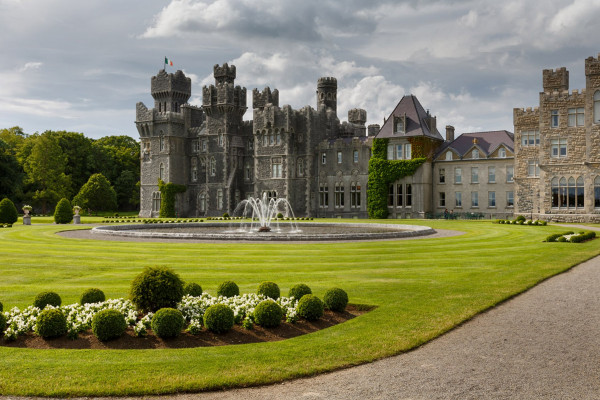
495, 219, 547, 226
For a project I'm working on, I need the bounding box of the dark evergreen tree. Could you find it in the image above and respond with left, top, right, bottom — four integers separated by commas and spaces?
72, 173, 117, 212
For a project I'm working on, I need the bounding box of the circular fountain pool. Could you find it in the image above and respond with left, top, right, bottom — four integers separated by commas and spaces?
91, 222, 435, 242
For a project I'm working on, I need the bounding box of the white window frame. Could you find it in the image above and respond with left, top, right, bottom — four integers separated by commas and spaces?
568, 107, 584, 127
471, 167, 479, 184
488, 166, 496, 183
455, 167, 462, 184
551, 110, 559, 128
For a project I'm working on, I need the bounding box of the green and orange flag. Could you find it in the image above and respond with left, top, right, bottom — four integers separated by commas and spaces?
164, 57, 173, 67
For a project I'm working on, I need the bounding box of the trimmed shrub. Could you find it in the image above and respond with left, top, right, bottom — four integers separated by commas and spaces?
91, 309, 127, 341
217, 281, 239, 298
570, 231, 596, 243
516, 215, 526, 222
34, 291, 62, 309
288, 284, 312, 300
0, 312, 6, 334
557, 236, 567, 242
257, 281, 280, 300
80, 288, 106, 305
54, 198, 73, 224
253, 299, 283, 328
323, 288, 349, 312
35, 309, 67, 338
222, 212, 230, 218
203, 304, 235, 333
130, 266, 184, 312
151, 308, 185, 338
0, 198, 18, 224
183, 282, 203, 297
297, 294, 324, 321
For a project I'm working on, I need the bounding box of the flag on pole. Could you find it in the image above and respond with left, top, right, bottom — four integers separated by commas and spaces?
164, 57, 173, 67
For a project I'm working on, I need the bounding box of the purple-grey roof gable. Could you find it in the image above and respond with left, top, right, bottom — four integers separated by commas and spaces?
376, 95, 444, 141
434, 130, 514, 159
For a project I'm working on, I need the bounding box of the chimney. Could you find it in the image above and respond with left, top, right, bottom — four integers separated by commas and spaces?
445, 125, 455, 142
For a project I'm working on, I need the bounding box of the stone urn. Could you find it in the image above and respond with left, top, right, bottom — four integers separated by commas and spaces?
22, 206, 32, 225
73, 206, 81, 224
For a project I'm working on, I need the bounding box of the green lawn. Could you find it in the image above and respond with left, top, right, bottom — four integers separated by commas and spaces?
0, 219, 599, 396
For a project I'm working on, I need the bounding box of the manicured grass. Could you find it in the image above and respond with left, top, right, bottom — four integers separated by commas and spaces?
0, 220, 599, 396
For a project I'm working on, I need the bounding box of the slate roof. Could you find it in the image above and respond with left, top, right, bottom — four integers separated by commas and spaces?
376, 95, 444, 141
434, 130, 514, 159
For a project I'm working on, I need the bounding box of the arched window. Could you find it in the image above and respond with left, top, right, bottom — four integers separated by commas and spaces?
262, 130, 268, 147
445, 151, 453, 161
152, 192, 161, 212
551, 177, 559, 208
159, 163, 165, 180
559, 177, 568, 208
210, 157, 216, 176
159, 135, 165, 151
499, 147, 506, 158
276, 130, 281, 145
576, 176, 584, 208
297, 158, 304, 177
595, 176, 600, 208
199, 193, 206, 213
594, 90, 600, 123
568, 177, 576, 208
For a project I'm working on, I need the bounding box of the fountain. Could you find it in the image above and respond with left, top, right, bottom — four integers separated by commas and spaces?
232, 193, 299, 233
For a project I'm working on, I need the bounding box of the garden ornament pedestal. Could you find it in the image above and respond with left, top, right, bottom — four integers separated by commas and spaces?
73, 215, 81, 224
23, 215, 31, 225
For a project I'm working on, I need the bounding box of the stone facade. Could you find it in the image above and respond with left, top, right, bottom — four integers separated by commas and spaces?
514, 54, 600, 222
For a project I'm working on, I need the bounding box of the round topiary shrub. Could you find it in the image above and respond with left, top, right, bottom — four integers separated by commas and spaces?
151, 308, 185, 338
183, 282, 203, 297
253, 299, 283, 328
203, 304, 235, 333
297, 294, 324, 321
288, 284, 312, 300
217, 281, 239, 298
80, 288, 106, 305
323, 288, 349, 312
257, 281, 280, 299
0, 198, 18, 224
130, 266, 184, 312
35, 308, 67, 338
0, 312, 6, 334
91, 309, 127, 341
33, 291, 62, 309
54, 198, 73, 224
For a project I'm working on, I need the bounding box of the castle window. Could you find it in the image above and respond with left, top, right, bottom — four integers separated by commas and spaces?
595, 91, 600, 123
454, 167, 462, 184
351, 182, 361, 208
395, 144, 403, 160
248, 139, 253, 150
269, 132, 274, 146
319, 183, 329, 208
218, 133, 224, 147
445, 151, 453, 161
471, 167, 479, 183
322, 153, 326, 164
387, 145, 394, 160
262, 132, 268, 147
335, 183, 345, 208
353, 150, 359, 163
388, 185, 394, 207
276, 130, 281, 145
152, 192, 161, 212
202, 140, 207, 152
199, 193, 206, 213
405, 143, 411, 159
210, 157, 216, 176
488, 191, 496, 208
406, 184, 412, 207
471, 192, 479, 208
272, 158, 282, 178
506, 166, 514, 182
559, 177, 568, 207
394, 117, 405, 134
439, 192, 446, 207
472, 149, 479, 159
595, 176, 600, 208
527, 160, 539, 177
488, 166, 496, 183
455, 191, 462, 207
439, 168, 445, 184
245, 163, 252, 180
159, 163, 165, 180
551, 177, 559, 208
191, 159, 197, 182
395, 183, 403, 208
568, 108, 584, 127
551, 138, 567, 158
337, 151, 342, 164
568, 177, 576, 208
217, 189, 223, 210
297, 158, 304, 177
160, 135, 165, 151
521, 130, 539, 146
551, 110, 559, 128
506, 191, 514, 207
576, 176, 584, 208
192, 140, 199, 153
499, 147, 506, 158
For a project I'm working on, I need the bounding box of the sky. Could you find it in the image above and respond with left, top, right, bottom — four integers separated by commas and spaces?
1, 0, 600, 140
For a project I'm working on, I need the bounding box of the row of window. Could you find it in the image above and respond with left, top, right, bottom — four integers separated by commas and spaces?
440, 166, 514, 184
387, 144, 412, 160
443, 147, 508, 160
439, 191, 513, 208
322, 150, 361, 165
319, 183, 362, 208
387, 184, 413, 208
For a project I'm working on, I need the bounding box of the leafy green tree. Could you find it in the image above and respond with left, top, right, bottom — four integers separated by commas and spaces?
23, 134, 71, 214
45, 131, 95, 196
0, 126, 27, 155
72, 173, 117, 212
0, 198, 18, 224
54, 198, 73, 224
92, 136, 139, 184
0, 139, 23, 200
114, 170, 138, 211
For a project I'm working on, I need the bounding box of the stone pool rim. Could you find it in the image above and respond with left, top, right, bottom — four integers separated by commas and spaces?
91, 222, 436, 242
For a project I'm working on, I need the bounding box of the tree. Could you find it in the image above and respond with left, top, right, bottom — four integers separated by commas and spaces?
23, 134, 71, 214
92, 136, 139, 185
72, 173, 117, 212
45, 131, 95, 197
114, 170, 138, 211
0, 139, 23, 201
54, 198, 73, 224
0, 198, 18, 224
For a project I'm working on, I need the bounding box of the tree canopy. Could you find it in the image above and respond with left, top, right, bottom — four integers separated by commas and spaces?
72, 173, 118, 212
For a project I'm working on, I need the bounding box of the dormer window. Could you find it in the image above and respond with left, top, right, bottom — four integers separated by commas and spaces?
472, 149, 479, 159
394, 116, 406, 134
445, 151, 453, 161
499, 147, 506, 158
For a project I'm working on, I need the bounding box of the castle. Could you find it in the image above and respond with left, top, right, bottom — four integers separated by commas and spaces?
136, 54, 600, 222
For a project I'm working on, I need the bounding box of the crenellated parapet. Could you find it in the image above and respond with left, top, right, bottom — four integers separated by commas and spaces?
585, 54, 600, 76
542, 67, 569, 92
348, 108, 367, 125
513, 106, 540, 122
541, 88, 586, 101
151, 70, 191, 100
253, 87, 279, 109
202, 63, 247, 117
317, 76, 337, 113
213, 63, 236, 84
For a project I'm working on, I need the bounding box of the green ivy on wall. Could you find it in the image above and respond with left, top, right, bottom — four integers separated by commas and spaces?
367, 138, 426, 219
158, 179, 187, 218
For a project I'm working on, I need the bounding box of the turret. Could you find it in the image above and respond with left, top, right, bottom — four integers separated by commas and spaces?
543, 67, 569, 92
348, 108, 367, 126
202, 63, 247, 118
253, 87, 279, 110
317, 77, 337, 113
151, 69, 191, 113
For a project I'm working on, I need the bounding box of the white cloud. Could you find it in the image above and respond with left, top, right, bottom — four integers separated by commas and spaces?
0, 96, 75, 118
19, 62, 43, 72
